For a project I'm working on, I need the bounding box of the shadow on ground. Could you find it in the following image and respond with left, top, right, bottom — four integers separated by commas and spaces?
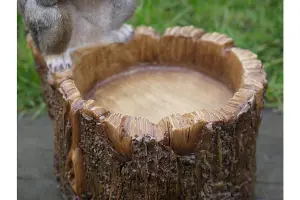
17, 109, 283, 200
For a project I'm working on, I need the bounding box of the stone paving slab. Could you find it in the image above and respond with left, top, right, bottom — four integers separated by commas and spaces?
255, 110, 283, 200
17, 109, 283, 200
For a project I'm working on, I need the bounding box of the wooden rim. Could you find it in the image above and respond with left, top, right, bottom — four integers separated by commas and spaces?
27, 26, 267, 158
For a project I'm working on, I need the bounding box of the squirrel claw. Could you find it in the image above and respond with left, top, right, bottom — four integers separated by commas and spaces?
45, 53, 72, 86
46, 53, 72, 73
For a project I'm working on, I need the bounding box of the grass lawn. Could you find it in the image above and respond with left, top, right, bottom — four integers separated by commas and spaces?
17, 0, 283, 117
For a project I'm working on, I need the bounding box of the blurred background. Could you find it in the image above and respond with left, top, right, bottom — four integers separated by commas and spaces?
17, 0, 283, 117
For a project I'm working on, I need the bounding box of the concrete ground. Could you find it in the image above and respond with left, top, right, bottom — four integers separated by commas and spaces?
17, 109, 283, 200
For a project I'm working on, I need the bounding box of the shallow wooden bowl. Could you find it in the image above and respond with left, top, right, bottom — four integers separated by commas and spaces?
27, 26, 267, 200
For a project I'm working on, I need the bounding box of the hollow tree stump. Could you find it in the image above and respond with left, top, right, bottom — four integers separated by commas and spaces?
27, 26, 267, 200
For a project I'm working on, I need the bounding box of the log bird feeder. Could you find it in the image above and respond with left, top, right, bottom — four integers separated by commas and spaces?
26, 26, 267, 200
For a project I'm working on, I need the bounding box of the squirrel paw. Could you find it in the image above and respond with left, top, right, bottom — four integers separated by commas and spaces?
103, 24, 134, 44
115, 24, 134, 43
46, 53, 72, 73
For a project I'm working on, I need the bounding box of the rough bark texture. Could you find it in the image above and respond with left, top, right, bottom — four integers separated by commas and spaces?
27, 26, 267, 200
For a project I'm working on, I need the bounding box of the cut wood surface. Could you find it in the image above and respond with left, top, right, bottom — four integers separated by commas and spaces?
87, 66, 233, 123
27, 26, 267, 200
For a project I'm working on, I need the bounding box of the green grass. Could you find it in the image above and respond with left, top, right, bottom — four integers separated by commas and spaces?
17, 0, 283, 116
17, 14, 46, 118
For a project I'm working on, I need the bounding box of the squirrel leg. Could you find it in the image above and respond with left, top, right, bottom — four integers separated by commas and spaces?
62, 23, 135, 57
46, 24, 134, 71
45, 24, 134, 85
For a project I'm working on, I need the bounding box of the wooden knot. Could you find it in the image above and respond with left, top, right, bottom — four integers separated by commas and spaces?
66, 148, 85, 195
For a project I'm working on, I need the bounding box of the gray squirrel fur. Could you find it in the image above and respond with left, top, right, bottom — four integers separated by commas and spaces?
18, 0, 137, 76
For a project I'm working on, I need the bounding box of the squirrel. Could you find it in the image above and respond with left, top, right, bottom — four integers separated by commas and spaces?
18, 0, 137, 79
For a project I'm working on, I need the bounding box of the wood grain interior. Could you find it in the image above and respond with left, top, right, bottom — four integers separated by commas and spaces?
86, 66, 233, 123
